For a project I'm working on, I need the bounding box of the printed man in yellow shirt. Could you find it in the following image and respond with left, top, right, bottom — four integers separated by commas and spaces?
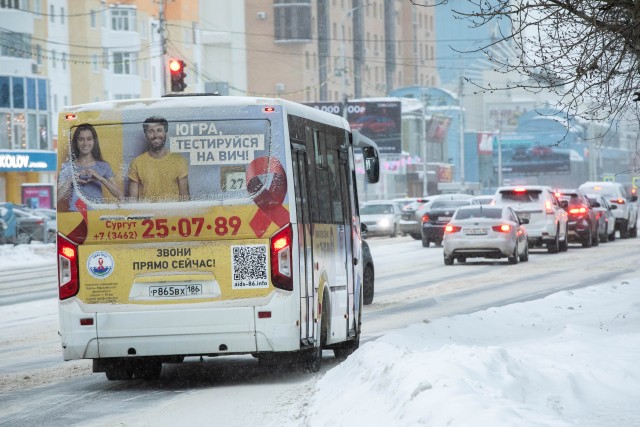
128, 116, 190, 201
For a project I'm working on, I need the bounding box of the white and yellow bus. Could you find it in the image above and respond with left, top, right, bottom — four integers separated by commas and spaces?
56, 95, 379, 380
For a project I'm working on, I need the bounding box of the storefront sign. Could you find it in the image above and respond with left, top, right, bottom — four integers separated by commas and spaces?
0, 150, 56, 172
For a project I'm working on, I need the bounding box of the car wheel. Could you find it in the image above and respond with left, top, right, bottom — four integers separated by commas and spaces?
519, 243, 529, 262
559, 227, 568, 252
508, 243, 519, 264
591, 223, 599, 246
363, 263, 374, 305
410, 233, 421, 240
547, 231, 559, 254
390, 224, 398, 238
630, 220, 638, 238
443, 254, 453, 265
434, 239, 443, 247
582, 227, 592, 248
608, 230, 616, 241
620, 219, 630, 238
422, 237, 430, 247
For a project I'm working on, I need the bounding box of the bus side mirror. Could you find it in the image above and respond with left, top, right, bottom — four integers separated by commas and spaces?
363, 147, 380, 184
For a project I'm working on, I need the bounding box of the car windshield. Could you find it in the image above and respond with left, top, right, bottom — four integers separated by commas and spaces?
455, 207, 503, 220
498, 190, 541, 203
361, 204, 394, 215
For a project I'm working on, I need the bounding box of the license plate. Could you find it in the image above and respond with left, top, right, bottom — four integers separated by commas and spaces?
518, 213, 530, 220
437, 216, 452, 222
402, 214, 412, 220
465, 228, 487, 235
149, 284, 203, 297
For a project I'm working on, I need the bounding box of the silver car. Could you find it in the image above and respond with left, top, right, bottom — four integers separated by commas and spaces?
443, 205, 530, 265
360, 201, 401, 238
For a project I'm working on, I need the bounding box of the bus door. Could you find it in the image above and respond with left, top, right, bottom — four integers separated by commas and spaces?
338, 147, 358, 335
292, 145, 315, 344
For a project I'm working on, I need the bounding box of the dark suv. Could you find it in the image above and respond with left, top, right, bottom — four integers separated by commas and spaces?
555, 189, 599, 248
420, 194, 473, 247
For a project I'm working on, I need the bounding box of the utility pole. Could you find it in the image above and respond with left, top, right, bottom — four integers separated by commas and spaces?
158, 0, 167, 95
422, 93, 429, 196
458, 75, 465, 191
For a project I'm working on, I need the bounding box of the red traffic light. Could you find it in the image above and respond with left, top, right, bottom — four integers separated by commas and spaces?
169, 59, 183, 73
169, 59, 187, 92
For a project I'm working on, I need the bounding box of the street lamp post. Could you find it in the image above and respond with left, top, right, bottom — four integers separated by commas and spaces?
339, 3, 370, 109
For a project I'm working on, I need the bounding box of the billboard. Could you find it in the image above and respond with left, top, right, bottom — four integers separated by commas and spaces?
305, 100, 402, 154
493, 134, 570, 176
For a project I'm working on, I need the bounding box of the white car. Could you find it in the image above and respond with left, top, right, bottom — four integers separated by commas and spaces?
578, 181, 638, 238
493, 185, 569, 253
360, 201, 402, 238
443, 205, 529, 265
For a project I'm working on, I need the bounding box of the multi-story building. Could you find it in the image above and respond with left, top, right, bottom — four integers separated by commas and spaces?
0, 0, 437, 204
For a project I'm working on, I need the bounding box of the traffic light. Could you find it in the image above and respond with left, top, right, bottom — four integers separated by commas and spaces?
169, 59, 187, 92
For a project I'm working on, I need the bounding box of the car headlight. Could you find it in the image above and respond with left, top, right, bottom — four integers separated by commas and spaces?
378, 218, 390, 227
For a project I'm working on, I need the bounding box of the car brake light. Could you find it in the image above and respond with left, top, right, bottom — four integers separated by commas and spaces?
57, 235, 79, 300
514, 187, 526, 193
444, 225, 461, 233
568, 207, 587, 215
270, 224, 293, 291
492, 224, 511, 232
422, 214, 430, 223
613, 198, 625, 204
545, 200, 554, 214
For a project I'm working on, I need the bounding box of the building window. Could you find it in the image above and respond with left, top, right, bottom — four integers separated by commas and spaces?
61, 52, 67, 70
35, 44, 42, 65
51, 50, 57, 68
60, 7, 65, 24
102, 48, 109, 70
274, 0, 311, 42
113, 51, 136, 75
33, 0, 42, 17
0, 30, 32, 59
90, 9, 96, 28
49, 4, 54, 22
111, 7, 137, 31
92, 54, 98, 72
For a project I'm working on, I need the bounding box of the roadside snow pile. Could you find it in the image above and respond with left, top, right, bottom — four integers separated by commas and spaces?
0, 243, 55, 269
303, 281, 640, 427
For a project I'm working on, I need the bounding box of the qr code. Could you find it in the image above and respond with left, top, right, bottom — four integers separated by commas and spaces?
231, 245, 269, 289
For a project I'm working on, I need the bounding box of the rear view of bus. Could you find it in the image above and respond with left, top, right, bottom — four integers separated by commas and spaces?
56, 96, 379, 380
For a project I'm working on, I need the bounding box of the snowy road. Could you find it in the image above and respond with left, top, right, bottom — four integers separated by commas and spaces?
0, 236, 638, 426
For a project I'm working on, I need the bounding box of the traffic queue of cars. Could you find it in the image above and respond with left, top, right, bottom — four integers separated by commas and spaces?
363, 181, 638, 267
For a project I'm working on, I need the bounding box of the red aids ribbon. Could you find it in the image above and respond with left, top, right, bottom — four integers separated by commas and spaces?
246, 157, 289, 238
67, 198, 88, 243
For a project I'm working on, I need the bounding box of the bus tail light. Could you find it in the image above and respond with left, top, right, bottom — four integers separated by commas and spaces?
58, 235, 79, 300
270, 224, 293, 291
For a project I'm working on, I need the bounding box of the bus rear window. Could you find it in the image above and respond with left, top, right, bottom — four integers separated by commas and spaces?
57, 118, 274, 211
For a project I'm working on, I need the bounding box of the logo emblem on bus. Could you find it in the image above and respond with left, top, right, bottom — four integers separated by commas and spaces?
87, 251, 115, 279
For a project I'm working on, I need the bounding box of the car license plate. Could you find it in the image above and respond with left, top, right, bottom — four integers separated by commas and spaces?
402, 214, 412, 220
518, 213, 530, 221
149, 284, 203, 297
465, 228, 487, 235
437, 216, 452, 222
